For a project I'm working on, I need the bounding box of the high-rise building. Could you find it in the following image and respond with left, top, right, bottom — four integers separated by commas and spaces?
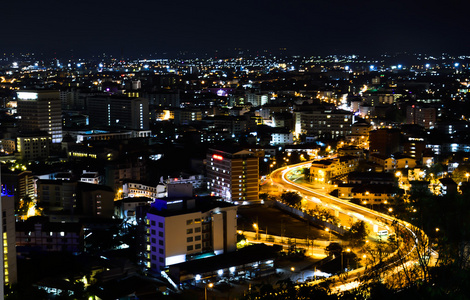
206, 148, 259, 203
406, 105, 436, 129
86, 95, 149, 130
1, 169, 35, 209
16, 90, 63, 143
144, 91, 180, 107
245, 93, 268, 107
369, 128, 401, 156
403, 137, 427, 160
145, 198, 237, 273
294, 109, 353, 139
1, 192, 18, 287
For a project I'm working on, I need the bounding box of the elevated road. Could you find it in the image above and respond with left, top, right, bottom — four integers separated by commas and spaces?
269, 162, 431, 290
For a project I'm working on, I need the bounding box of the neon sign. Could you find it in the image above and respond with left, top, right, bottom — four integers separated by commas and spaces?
212, 154, 223, 160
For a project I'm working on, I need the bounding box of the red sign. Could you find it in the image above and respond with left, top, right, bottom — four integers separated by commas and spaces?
213, 154, 223, 160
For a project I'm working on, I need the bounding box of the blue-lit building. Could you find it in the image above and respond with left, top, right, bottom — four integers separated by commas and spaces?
144, 197, 237, 274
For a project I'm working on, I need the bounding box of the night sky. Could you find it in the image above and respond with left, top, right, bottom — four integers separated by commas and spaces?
2, 0, 470, 58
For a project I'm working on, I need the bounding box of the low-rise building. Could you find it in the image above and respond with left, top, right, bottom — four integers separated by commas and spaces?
310, 156, 359, 183
166, 174, 206, 189
169, 244, 278, 284
385, 155, 417, 171
337, 145, 364, 158
437, 178, 458, 196
352, 184, 401, 205
122, 182, 166, 199
347, 172, 396, 186
16, 133, 52, 160
115, 197, 153, 220
16, 217, 83, 253
270, 131, 293, 146
37, 180, 114, 218
80, 171, 101, 185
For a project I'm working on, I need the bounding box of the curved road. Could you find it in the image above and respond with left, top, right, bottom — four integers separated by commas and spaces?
270, 162, 430, 291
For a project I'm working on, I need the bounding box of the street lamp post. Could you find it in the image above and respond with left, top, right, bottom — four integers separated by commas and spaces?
341, 248, 351, 272
253, 223, 259, 240
341, 251, 343, 272
205, 283, 213, 300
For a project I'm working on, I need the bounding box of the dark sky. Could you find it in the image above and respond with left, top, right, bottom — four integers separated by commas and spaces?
2, 0, 470, 58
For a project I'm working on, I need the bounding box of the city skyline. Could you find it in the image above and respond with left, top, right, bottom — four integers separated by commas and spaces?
2, 0, 470, 58
3, 4, 470, 297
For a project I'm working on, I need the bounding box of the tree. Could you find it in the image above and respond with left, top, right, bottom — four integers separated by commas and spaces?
259, 193, 269, 201
16, 196, 33, 216
302, 167, 311, 181
325, 242, 343, 257
344, 220, 369, 248
310, 206, 339, 225
451, 164, 470, 184
280, 191, 302, 208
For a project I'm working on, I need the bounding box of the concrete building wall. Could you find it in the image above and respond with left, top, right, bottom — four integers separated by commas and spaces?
147, 202, 237, 273
17, 90, 63, 143
207, 149, 259, 203
16, 135, 51, 160
2, 195, 17, 285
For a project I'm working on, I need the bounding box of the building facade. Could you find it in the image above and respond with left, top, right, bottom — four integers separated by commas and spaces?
16, 218, 83, 253
86, 95, 149, 130
37, 180, 114, 218
369, 128, 401, 156
16, 134, 52, 160
406, 105, 436, 129
145, 198, 237, 273
1, 194, 17, 286
17, 90, 62, 143
295, 109, 353, 139
206, 148, 259, 203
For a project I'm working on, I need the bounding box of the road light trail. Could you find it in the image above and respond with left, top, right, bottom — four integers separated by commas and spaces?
270, 161, 429, 290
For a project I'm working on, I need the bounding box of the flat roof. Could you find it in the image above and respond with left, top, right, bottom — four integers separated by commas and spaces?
169, 244, 279, 275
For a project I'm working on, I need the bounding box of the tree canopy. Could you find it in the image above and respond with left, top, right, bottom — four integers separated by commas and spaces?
344, 220, 369, 247
280, 191, 302, 208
